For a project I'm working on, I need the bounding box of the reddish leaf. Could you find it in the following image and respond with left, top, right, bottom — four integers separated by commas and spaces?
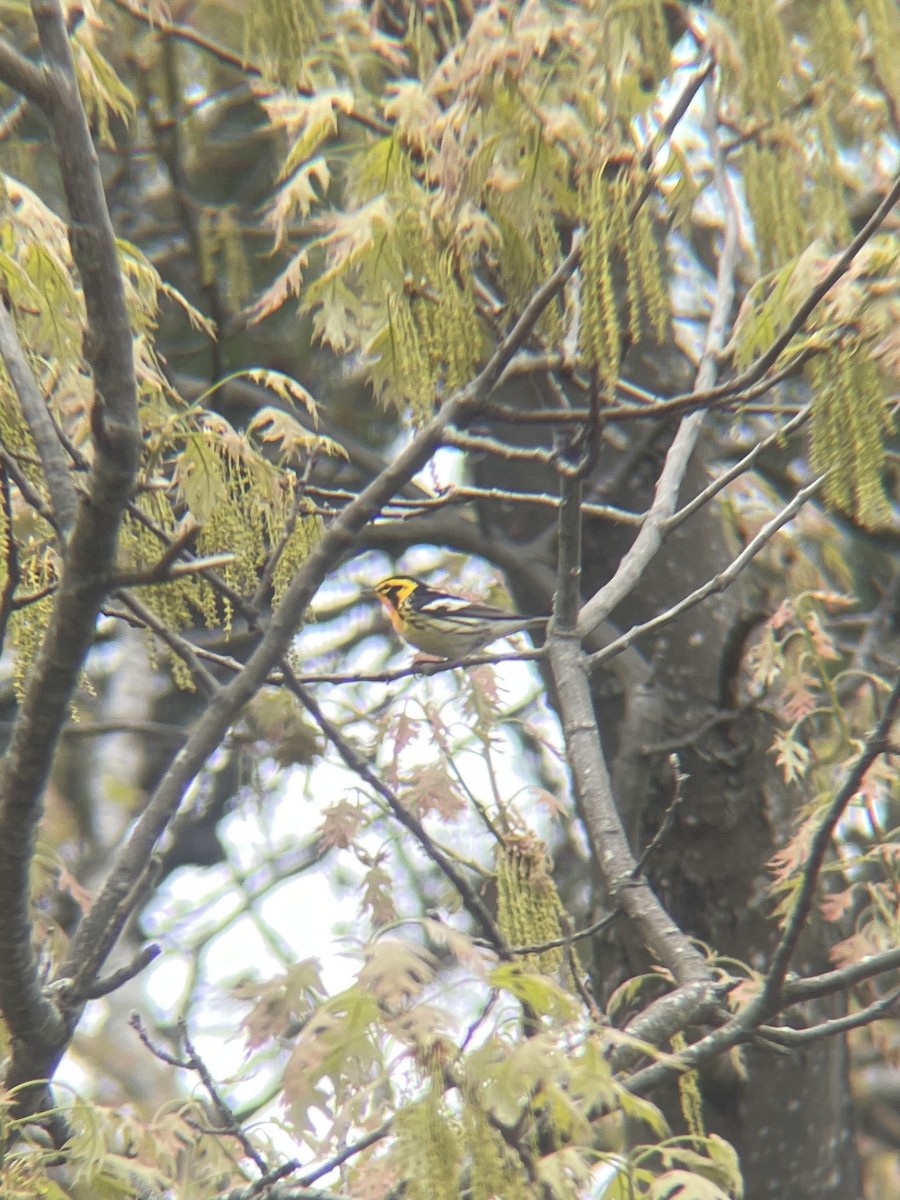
319, 797, 364, 850
778, 670, 818, 724
804, 610, 840, 660
770, 599, 794, 631
818, 887, 855, 922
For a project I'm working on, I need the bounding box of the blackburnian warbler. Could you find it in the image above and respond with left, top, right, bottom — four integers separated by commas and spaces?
374, 576, 547, 659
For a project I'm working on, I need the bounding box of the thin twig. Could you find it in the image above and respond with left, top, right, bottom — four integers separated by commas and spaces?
0, 463, 19, 653
643, 172, 900, 419
180, 1021, 269, 1175
112, 553, 236, 588
78, 945, 161, 1000
442, 429, 559, 464
781, 946, 900, 1003
759, 672, 900, 1012
663, 405, 812, 534
0, 302, 78, 536
631, 755, 688, 879
108, 0, 390, 137
113, 591, 221, 696
756, 988, 900, 1046
55, 720, 188, 742
577, 70, 741, 641
0, 443, 58, 528
501, 909, 621, 957
357, 482, 643, 527
589, 475, 826, 671
130, 1014, 269, 1174
293, 1124, 392, 1189
281, 663, 509, 956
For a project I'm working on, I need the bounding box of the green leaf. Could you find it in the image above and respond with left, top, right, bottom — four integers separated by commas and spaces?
489, 962, 578, 1020
175, 435, 227, 522
648, 1169, 731, 1198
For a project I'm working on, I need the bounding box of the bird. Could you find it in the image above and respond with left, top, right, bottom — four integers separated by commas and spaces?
374, 575, 547, 659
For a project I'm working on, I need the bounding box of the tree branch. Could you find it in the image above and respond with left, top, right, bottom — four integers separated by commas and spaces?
113, 590, 221, 697
0, 35, 49, 107
547, 412, 713, 1005
757, 989, 900, 1046
636, 171, 900, 420
78, 944, 161, 1000
588, 474, 826, 671
548, 636, 712, 985
108, 0, 390, 138
663, 405, 812, 534
0, 302, 78, 536
620, 678, 900, 1094
131, 1014, 270, 1176
281, 666, 509, 955
0, 462, 19, 653
781, 945, 900, 1004
758, 672, 900, 1012
576, 72, 741, 640
56, 196, 572, 1000
0, 0, 141, 1114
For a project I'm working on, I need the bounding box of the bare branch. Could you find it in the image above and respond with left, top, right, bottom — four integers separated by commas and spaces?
588, 474, 826, 671
781, 945, 900, 1004
663, 405, 812, 534
54, 167, 604, 999
293, 1124, 392, 1190
355, 481, 643, 527
621, 677, 900, 1093
130, 1014, 269, 1174
541, 73, 746, 1040
0, 442, 57, 527
486, 351, 813, 425
56, 720, 188, 743
639, 56, 715, 175
219, 1124, 393, 1200
281, 665, 509, 955
631, 754, 688, 879
180, 1021, 270, 1175
553, 504, 581, 627
503, 910, 621, 957
0, 36, 49, 107
548, 637, 711, 986
108, 0, 390, 138
614, 979, 724, 1075
0, 462, 19, 653
0, 0, 141, 1114
78, 944, 161, 1000
759, 672, 900, 1011
757, 989, 900, 1047
577, 72, 741, 640
641, 171, 900, 420
575, 409, 705, 638
0, 302, 78, 535
113, 590, 221, 696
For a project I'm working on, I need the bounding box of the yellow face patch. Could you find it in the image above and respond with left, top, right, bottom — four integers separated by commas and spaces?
374, 576, 418, 634
374, 576, 418, 608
